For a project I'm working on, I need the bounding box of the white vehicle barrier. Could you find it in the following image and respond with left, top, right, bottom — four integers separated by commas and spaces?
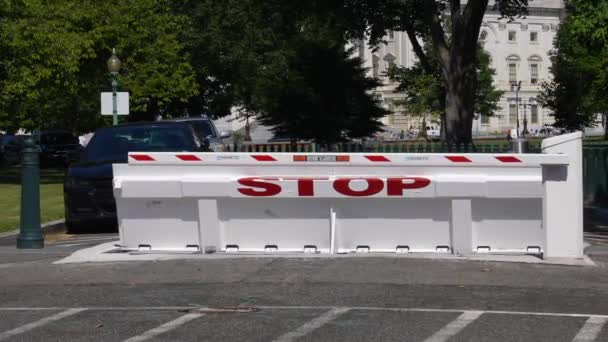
112, 132, 583, 258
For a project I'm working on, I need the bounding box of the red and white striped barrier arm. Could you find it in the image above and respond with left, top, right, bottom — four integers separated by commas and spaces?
127, 152, 569, 167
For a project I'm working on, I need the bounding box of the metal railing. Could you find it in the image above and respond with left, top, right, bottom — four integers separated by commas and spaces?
225, 141, 543, 153
583, 143, 608, 207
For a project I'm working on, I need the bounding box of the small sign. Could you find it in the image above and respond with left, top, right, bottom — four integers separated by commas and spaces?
101, 92, 129, 115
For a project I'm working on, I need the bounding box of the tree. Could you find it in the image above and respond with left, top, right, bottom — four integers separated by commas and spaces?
538, 0, 608, 137
186, 0, 387, 143
0, 0, 198, 133
388, 44, 503, 141
255, 43, 386, 143
387, 48, 444, 138
345, 0, 527, 147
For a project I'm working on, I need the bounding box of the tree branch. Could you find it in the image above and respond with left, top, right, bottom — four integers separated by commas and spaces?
462, 0, 489, 51
422, 1, 449, 67
403, 24, 432, 72
450, 0, 462, 20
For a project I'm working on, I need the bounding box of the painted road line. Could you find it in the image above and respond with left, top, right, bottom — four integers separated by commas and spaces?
422, 310, 483, 342
0, 306, 607, 320
254, 306, 608, 319
0, 308, 86, 341
571, 316, 608, 342
122, 313, 204, 342
272, 308, 350, 342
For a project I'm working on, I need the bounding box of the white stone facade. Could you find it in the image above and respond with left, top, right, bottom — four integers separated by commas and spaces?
358, 1, 566, 136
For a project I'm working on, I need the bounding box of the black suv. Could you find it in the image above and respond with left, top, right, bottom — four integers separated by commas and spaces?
64, 121, 206, 233
164, 116, 231, 151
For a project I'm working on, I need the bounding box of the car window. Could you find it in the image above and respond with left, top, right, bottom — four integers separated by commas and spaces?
85, 125, 196, 161
189, 121, 216, 139
9, 136, 24, 146
1, 136, 20, 146
41, 133, 78, 145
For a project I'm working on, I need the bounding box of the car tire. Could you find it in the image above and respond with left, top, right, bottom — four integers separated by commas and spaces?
66, 220, 87, 234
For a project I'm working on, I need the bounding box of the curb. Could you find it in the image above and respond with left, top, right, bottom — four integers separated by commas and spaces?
0, 219, 66, 238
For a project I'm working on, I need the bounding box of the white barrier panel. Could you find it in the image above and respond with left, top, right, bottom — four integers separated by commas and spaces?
113, 132, 583, 258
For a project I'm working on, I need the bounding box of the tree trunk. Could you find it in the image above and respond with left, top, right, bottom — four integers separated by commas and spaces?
444, 63, 476, 150
421, 0, 487, 151
438, 92, 447, 145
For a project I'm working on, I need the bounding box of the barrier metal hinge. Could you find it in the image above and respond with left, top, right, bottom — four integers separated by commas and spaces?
138, 244, 152, 251
264, 245, 278, 252
476, 246, 491, 253
225, 245, 239, 253
436, 245, 451, 253
185, 245, 200, 252
396, 245, 410, 253
303, 245, 318, 253
356, 245, 370, 253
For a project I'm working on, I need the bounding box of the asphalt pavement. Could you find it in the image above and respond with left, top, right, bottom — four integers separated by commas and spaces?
0, 227, 607, 341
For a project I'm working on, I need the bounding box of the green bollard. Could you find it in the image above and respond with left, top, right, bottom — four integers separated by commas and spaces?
17, 136, 43, 249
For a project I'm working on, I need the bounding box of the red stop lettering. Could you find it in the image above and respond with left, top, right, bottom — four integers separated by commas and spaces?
333, 178, 384, 197
237, 177, 281, 197
297, 178, 315, 196
387, 177, 431, 196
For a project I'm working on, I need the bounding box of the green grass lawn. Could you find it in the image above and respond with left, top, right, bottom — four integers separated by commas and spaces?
0, 166, 65, 233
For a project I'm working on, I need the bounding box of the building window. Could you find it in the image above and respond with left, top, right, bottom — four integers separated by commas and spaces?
530, 63, 539, 84
508, 63, 517, 82
508, 31, 517, 42
480, 30, 488, 41
372, 55, 379, 78
481, 115, 490, 125
509, 103, 518, 125
530, 104, 539, 124
530, 31, 538, 42
388, 30, 395, 40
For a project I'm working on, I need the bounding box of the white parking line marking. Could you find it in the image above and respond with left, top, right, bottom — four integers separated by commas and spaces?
572, 316, 608, 342
256, 306, 608, 319
122, 312, 204, 342
0, 306, 606, 319
422, 310, 483, 342
0, 308, 86, 341
272, 307, 350, 342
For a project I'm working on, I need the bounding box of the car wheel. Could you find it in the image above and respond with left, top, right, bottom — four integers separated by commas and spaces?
66, 220, 87, 234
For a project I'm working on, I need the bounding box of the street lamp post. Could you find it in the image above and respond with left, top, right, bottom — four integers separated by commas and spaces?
520, 99, 530, 137
510, 80, 522, 138
107, 48, 122, 126
509, 80, 528, 153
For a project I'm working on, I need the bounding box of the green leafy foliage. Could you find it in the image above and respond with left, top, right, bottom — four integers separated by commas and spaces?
474, 47, 503, 119
186, 0, 387, 142
255, 44, 387, 143
538, 0, 608, 134
0, 0, 198, 133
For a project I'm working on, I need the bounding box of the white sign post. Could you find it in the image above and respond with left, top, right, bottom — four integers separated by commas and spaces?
101, 92, 130, 116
